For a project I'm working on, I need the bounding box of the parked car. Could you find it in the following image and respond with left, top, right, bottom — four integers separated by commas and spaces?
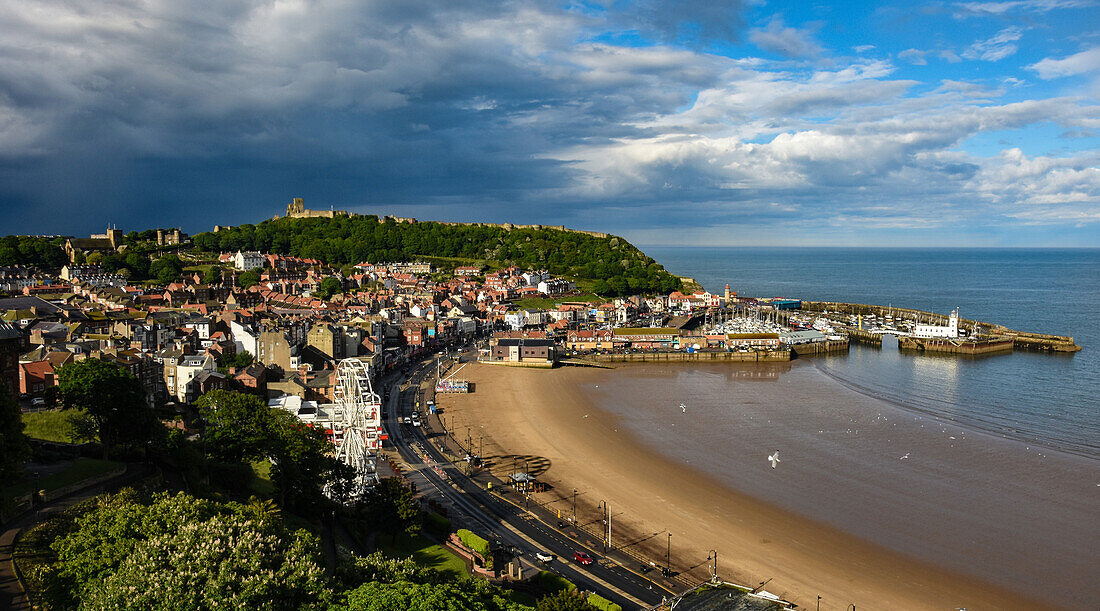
573, 551, 594, 565
30, 397, 46, 407
535, 551, 555, 563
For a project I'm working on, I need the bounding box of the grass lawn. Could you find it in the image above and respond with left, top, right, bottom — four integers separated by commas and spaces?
183, 263, 220, 273
22, 409, 93, 443
250, 459, 275, 496
377, 532, 469, 581
3, 458, 123, 498
512, 293, 604, 310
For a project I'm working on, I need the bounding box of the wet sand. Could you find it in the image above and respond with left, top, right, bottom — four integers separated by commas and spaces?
436, 361, 1099, 610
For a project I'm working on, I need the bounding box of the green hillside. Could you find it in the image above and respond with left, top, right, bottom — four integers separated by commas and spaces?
193, 216, 682, 297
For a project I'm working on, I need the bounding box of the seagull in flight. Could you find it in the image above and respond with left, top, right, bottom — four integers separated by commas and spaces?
768, 450, 781, 469
680, 403, 686, 413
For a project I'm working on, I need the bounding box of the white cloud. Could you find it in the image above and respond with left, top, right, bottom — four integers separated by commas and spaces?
898, 49, 928, 65
747, 17, 823, 58
0, 0, 1096, 239
1029, 47, 1100, 78
963, 27, 1025, 61
953, 0, 1093, 18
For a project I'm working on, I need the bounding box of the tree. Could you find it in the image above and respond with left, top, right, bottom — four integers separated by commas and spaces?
56, 359, 159, 457
342, 579, 530, 611
149, 254, 184, 284
47, 490, 331, 609
203, 267, 222, 284
84, 514, 331, 609
237, 270, 260, 288
537, 590, 595, 611
0, 387, 29, 482
363, 477, 422, 542
315, 276, 343, 300
197, 389, 348, 511
195, 390, 271, 463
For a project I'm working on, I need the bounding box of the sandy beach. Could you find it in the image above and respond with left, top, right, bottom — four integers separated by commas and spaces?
436, 360, 1098, 610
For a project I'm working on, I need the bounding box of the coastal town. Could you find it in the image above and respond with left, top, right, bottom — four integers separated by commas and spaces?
0, 212, 1087, 611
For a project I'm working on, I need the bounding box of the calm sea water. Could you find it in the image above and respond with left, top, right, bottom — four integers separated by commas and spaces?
642, 247, 1100, 458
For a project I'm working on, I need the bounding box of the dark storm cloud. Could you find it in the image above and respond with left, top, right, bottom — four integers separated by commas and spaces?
0, 0, 1094, 243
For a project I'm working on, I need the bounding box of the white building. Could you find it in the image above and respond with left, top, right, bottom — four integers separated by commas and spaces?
229, 320, 259, 355
234, 250, 265, 271
914, 309, 959, 338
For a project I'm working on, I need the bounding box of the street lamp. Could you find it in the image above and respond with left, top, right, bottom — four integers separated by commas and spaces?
708, 549, 717, 581
572, 488, 577, 523
665, 532, 672, 576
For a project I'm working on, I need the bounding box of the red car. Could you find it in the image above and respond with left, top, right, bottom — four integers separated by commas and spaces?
573, 551, 594, 565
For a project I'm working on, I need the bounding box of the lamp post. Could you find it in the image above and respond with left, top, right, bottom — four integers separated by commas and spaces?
708, 549, 717, 581
572, 488, 577, 523
666, 532, 671, 576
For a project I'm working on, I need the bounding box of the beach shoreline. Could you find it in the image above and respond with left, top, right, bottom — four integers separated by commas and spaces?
436, 360, 1094, 610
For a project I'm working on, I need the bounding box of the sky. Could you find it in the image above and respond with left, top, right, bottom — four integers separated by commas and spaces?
1, 0, 1098, 247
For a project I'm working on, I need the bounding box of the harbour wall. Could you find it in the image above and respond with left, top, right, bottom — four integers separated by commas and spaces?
898, 336, 1015, 355
588, 350, 790, 363
799, 301, 1081, 353
790, 339, 850, 356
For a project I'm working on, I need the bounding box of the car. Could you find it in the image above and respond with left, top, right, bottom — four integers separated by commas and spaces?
535, 551, 555, 563
30, 397, 46, 407
573, 551, 594, 565
402, 416, 412, 424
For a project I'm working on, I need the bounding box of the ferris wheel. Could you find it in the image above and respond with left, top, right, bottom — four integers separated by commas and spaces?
329, 358, 382, 500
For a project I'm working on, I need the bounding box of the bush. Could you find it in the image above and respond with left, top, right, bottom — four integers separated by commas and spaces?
533, 570, 576, 594
456, 528, 492, 569
423, 512, 451, 539
586, 593, 621, 611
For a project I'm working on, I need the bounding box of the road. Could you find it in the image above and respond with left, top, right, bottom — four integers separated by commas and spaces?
380, 352, 671, 610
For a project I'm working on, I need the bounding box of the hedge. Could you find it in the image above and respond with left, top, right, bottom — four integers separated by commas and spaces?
587, 593, 621, 611
456, 528, 491, 568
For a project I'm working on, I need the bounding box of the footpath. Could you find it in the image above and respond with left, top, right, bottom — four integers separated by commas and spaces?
0, 463, 154, 611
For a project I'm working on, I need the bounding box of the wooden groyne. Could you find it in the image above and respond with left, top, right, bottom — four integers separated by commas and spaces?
800, 301, 1081, 353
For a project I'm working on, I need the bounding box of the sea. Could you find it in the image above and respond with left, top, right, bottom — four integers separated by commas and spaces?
586, 246, 1100, 605
642, 246, 1100, 459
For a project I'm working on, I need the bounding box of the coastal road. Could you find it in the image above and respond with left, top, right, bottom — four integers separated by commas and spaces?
382, 356, 670, 609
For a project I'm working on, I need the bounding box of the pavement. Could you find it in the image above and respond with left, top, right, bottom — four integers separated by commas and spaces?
382, 350, 687, 609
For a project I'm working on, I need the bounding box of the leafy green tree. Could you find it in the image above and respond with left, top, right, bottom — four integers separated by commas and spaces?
197, 389, 348, 511
217, 350, 254, 371
0, 387, 29, 481
123, 252, 151, 279
84, 513, 331, 609
203, 266, 222, 284
56, 359, 159, 458
238, 269, 260, 288
47, 490, 331, 609
341, 578, 529, 611
363, 477, 422, 542
196, 390, 272, 463
537, 590, 596, 611
315, 276, 343, 300
149, 253, 184, 284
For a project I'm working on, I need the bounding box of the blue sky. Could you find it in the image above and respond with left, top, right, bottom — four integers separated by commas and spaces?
0, 0, 1097, 246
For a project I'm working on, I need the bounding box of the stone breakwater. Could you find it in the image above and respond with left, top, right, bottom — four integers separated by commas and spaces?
800, 301, 1081, 353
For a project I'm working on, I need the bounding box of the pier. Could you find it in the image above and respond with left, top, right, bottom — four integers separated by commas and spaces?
799, 301, 1081, 353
